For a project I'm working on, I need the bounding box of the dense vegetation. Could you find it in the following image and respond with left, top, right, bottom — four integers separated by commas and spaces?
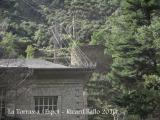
91, 0, 160, 119
0, 0, 119, 59
0, 0, 160, 120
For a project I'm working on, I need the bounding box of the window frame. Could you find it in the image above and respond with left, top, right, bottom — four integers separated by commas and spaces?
34, 96, 58, 113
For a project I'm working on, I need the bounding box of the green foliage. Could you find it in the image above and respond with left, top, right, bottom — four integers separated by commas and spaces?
25, 45, 35, 59
87, 73, 121, 120
115, 75, 160, 119
33, 24, 50, 47
20, 21, 37, 37
89, 0, 160, 119
0, 0, 15, 10
102, 0, 160, 89
0, 0, 120, 58
0, 32, 20, 58
1, 0, 160, 119
124, 115, 153, 120
90, 29, 107, 45
94, 0, 160, 119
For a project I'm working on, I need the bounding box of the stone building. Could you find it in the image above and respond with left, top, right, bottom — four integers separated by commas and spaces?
0, 59, 94, 120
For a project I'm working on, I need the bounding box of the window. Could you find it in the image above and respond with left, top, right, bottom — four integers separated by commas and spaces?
0, 89, 5, 115
35, 96, 58, 113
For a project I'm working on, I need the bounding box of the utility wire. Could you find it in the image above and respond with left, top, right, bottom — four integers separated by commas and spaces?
31, 0, 40, 6
20, 0, 95, 68
51, 27, 70, 65
21, 0, 41, 14
62, 26, 94, 67
50, 25, 86, 67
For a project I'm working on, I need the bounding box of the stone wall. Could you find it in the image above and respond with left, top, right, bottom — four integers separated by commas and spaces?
71, 45, 112, 73
6, 79, 85, 120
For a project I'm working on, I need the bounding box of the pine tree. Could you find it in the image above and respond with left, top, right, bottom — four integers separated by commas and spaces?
101, 0, 160, 119
105, 0, 160, 88
87, 74, 120, 120
68, 0, 119, 43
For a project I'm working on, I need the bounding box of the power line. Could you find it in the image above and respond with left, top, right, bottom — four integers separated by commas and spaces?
20, 0, 95, 68
21, 0, 41, 13
50, 23, 88, 67
50, 25, 70, 65
62, 26, 94, 67
31, 0, 40, 6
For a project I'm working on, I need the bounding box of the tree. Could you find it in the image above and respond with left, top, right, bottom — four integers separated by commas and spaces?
25, 45, 35, 58
115, 75, 160, 119
104, 0, 160, 88
68, 0, 119, 43
114, 15, 160, 119
87, 73, 121, 120
106, 0, 160, 119
0, 0, 15, 10
90, 29, 108, 46
90, 0, 160, 119
0, 0, 121, 61
33, 24, 50, 47
0, 32, 20, 58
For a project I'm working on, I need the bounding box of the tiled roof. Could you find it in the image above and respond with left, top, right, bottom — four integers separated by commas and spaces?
0, 59, 68, 68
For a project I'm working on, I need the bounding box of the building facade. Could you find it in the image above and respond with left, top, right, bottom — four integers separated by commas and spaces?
0, 59, 94, 120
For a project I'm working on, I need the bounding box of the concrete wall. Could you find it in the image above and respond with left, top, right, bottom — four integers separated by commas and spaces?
6, 79, 85, 120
